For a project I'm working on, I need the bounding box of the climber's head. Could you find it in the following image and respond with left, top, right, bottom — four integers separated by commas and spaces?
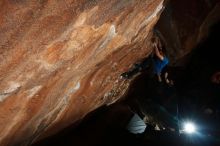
152, 34, 166, 55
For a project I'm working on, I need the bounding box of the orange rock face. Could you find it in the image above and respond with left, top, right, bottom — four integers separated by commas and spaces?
0, 0, 164, 145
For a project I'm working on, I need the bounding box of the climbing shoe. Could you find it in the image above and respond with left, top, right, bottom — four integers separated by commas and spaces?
120, 71, 132, 79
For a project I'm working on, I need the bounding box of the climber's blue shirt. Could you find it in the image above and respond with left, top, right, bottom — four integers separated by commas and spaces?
153, 56, 169, 74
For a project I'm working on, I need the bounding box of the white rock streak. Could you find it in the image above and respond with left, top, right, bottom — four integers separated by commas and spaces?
0, 82, 21, 102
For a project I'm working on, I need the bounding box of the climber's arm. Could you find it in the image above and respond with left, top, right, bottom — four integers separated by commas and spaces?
154, 44, 164, 61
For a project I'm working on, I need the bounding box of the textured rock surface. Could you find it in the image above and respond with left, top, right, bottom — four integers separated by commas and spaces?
0, 0, 164, 145
156, 0, 220, 65
1, 0, 220, 145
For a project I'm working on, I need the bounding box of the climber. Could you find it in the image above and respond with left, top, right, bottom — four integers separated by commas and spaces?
152, 37, 173, 86
120, 33, 173, 86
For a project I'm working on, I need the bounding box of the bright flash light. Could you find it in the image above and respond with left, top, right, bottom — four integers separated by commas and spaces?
183, 122, 196, 134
